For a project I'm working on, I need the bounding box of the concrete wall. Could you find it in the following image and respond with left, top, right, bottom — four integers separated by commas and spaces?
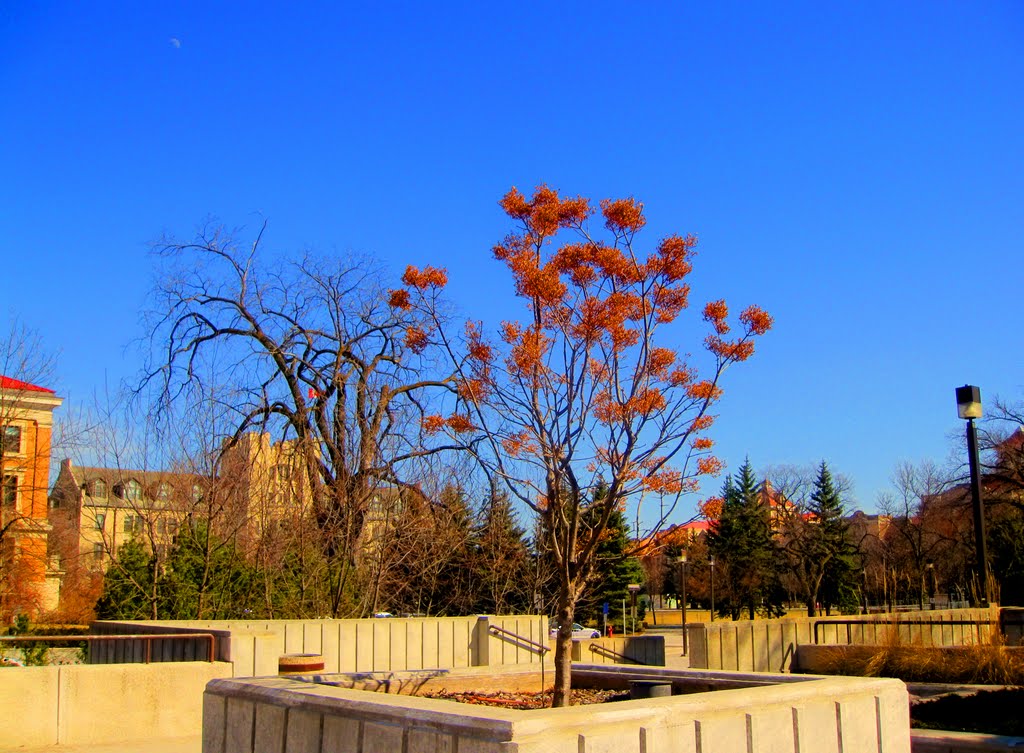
571, 635, 665, 666
687, 607, 999, 673
1001, 607, 1024, 645
0, 661, 232, 749
92, 615, 549, 677
202, 666, 911, 753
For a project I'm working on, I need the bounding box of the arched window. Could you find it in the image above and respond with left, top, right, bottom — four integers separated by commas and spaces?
92, 479, 108, 498
157, 482, 172, 502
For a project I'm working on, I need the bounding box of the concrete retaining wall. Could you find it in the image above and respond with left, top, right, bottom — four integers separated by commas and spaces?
571, 635, 665, 666
93, 614, 549, 677
0, 661, 232, 748
687, 607, 998, 673
202, 665, 911, 753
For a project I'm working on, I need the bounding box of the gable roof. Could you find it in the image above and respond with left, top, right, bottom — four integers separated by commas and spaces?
0, 375, 55, 394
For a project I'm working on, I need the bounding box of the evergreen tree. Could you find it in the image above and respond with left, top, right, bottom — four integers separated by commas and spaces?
475, 490, 533, 615
810, 463, 857, 614
95, 539, 160, 620
707, 461, 782, 619
161, 521, 260, 619
578, 505, 645, 630
386, 485, 478, 616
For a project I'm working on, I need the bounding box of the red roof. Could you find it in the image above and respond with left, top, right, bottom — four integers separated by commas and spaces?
0, 375, 55, 394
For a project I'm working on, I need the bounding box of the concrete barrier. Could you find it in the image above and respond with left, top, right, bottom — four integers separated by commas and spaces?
687, 607, 1000, 673
202, 665, 911, 753
0, 661, 232, 749
91, 614, 549, 677
1000, 607, 1024, 646
0, 665, 59, 747
571, 635, 665, 666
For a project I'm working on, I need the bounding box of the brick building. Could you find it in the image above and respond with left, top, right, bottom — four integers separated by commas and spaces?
0, 375, 63, 619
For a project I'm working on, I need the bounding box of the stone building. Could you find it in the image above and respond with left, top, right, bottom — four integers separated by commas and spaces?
48, 461, 205, 567
47, 431, 313, 573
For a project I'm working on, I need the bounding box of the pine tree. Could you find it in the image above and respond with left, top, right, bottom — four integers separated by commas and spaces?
810, 463, 856, 614
95, 539, 160, 620
161, 521, 260, 619
475, 490, 532, 615
385, 485, 478, 616
707, 461, 781, 619
579, 505, 645, 630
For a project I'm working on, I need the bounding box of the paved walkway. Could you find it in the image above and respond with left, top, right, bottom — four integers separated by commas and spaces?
645, 626, 690, 670
14, 736, 201, 753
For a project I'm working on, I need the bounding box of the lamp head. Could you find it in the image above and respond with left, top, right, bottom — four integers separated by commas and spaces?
956, 385, 982, 420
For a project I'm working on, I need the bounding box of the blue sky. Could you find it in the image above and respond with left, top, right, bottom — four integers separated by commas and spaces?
1, 2, 1021, 516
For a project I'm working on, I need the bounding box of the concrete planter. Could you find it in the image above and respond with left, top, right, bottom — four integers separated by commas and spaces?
203, 664, 911, 753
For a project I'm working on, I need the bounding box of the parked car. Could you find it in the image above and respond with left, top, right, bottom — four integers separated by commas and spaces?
549, 622, 601, 640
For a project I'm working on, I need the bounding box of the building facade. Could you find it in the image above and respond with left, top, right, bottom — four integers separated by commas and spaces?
49, 461, 204, 568
0, 375, 63, 618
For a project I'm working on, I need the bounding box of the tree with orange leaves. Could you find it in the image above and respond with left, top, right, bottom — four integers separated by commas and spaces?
397, 185, 772, 705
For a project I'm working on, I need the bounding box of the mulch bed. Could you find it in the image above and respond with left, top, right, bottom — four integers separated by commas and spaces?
423, 688, 630, 709
912, 688, 1024, 737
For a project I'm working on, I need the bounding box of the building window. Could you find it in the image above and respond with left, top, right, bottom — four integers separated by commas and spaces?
191, 484, 203, 503
92, 479, 107, 498
157, 483, 172, 502
2, 425, 21, 454
157, 519, 166, 534
95, 512, 106, 530
124, 514, 144, 534
2, 476, 16, 506
93, 543, 103, 560
270, 464, 292, 506
125, 479, 142, 502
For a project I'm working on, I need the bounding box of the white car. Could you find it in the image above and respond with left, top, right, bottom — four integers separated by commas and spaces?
549, 622, 601, 640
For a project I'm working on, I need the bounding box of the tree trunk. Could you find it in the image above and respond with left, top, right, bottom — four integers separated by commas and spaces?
552, 588, 577, 707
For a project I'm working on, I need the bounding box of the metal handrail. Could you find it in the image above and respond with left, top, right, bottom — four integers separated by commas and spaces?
487, 625, 550, 654
812, 619, 997, 645
588, 643, 650, 665
488, 625, 550, 694
0, 632, 217, 663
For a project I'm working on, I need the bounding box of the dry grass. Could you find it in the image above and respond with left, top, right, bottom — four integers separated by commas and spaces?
821, 627, 1024, 685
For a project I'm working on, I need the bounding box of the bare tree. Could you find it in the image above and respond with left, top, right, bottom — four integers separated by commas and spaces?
977, 397, 1024, 511
876, 461, 965, 609
141, 225, 461, 616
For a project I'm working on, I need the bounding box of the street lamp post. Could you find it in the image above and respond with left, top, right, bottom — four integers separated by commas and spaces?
708, 555, 715, 622
926, 562, 936, 610
627, 584, 641, 635
956, 385, 990, 607
676, 552, 688, 655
